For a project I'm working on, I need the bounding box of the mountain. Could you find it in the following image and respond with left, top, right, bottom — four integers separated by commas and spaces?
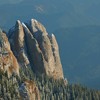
0, 19, 100, 100
1, 0, 100, 89
0, 19, 64, 99
8, 19, 63, 79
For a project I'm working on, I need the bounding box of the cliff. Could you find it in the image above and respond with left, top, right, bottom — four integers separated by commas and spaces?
0, 29, 19, 77
8, 19, 64, 79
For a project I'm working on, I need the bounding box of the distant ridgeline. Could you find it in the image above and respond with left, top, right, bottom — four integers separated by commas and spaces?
0, 19, 99, 100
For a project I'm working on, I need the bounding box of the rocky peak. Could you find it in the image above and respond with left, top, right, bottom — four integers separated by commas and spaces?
30, 19, 47, 35
15, 20, 24, 47
9, 20, 29, 66
9, 19, 64, 79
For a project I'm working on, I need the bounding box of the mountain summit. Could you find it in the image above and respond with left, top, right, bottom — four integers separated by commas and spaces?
8, 19, 64, 79
0, 19, 64, 99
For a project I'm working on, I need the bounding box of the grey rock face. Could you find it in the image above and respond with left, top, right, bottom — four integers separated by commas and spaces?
9, 19, 64, 79
22, 23, 46, 74
8, 20, 29, 66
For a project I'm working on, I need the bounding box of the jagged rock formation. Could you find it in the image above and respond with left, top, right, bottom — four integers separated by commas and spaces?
0, 30, 19, 77
0, 18, 64, 100
8, 19, 64, 79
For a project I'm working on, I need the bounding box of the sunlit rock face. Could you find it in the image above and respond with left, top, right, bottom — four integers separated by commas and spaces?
9, 19, 64, 79
0, 30, 19, 77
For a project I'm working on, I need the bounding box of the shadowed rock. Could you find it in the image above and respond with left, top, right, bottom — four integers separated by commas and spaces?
9, 20, 29, 66
22, 23, 46, 74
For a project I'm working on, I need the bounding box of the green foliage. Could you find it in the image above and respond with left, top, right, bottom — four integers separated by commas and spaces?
0, 71, 20, 99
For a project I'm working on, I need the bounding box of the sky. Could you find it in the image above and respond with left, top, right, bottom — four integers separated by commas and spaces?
0, 0, 100, 31
0, 0, 24, 5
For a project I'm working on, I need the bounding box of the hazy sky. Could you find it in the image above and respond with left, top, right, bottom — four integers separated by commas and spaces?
0, 0, 100, 30
0, 0, 24, 5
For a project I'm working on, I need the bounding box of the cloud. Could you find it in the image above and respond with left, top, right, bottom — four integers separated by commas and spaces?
0, 0, 24, 5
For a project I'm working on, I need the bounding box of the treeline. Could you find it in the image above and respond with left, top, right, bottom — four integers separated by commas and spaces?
35, 75, 100, 100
